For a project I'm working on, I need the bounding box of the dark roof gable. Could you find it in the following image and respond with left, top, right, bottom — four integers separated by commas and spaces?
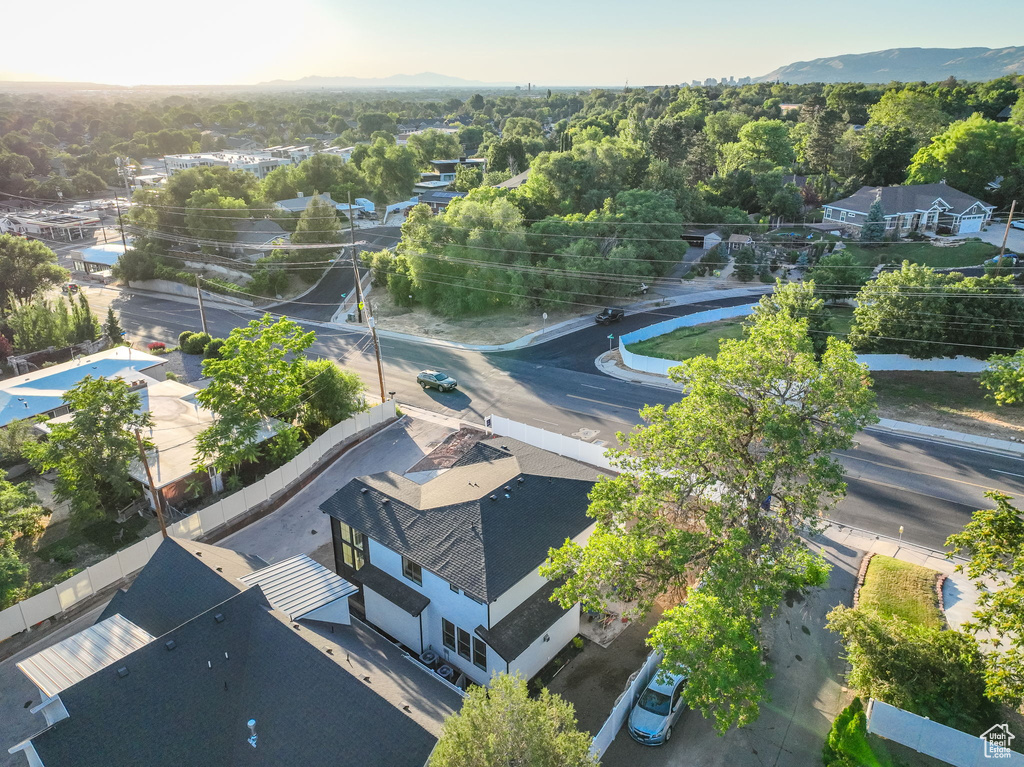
320, 438, 605, 601
827, 183, 993, 217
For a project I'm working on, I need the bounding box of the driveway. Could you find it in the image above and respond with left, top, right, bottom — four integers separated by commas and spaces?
595, 532, 860, 767
954, 222, 1024, 253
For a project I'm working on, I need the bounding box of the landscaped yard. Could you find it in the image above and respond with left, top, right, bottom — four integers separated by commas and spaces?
842, 240, 998, 269
858, 555, 944, 629
624, 307, 855, 361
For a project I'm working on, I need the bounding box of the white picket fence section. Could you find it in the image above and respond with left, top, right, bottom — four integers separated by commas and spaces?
0, 401, 397, 645
589, 651, 664, 758
619, 305, 991, 374
488, 415, 615, 472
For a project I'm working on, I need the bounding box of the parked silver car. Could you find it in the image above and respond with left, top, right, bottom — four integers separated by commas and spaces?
416, 370, 458, 392
627, 671, 687, 746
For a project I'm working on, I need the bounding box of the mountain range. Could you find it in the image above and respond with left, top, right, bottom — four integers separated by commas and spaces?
757, 46, 1024, 84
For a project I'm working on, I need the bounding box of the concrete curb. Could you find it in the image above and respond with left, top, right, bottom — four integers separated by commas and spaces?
595, 350, 684, 392
867, 419, 1024, 457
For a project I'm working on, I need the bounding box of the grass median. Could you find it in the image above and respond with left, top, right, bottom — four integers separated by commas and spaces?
858, 555, 944, 629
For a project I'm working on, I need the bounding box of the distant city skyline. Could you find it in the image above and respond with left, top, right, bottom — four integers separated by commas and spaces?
2, 0, 1021, 87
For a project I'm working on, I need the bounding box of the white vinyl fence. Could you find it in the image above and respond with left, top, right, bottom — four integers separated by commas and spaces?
0, 401, 397, 645
589, 651, 664, 758
488, 415, 615, 472
619, 305, 990, 374
866, 699, 1024, 766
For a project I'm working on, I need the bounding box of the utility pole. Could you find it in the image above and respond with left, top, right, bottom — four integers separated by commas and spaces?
112, 195, 129, 252
999, 200, 1018, 259
348, 194, 387, 401
195, 275, 209, 334
347, 192, 361, 323
134, 428, 167, 539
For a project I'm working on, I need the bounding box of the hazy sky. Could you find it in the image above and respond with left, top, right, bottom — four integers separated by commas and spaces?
2, 0, 1021, 86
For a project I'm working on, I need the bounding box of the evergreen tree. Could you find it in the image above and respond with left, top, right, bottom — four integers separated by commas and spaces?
104, 307, 124, 344
860, 195, 886, 245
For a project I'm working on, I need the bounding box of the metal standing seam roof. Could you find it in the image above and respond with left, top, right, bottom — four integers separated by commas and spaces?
17, 614, 154, 698
238, 555, 358, 621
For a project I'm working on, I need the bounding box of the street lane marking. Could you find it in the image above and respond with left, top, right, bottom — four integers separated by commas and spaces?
837, 453, 1000, 492
994, 469, 1024, 479
566, 394, 633, 410
534, 418, 560, 426
845, 474, 981, 506
581, 384, 606, 390
863, 427, 1024, 460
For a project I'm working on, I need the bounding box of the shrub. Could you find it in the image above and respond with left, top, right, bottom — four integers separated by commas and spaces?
165, 371, 179, 381
147, 341, 166, 352
48, 545, 76, 566
204, 338, 226, 359
178, 330, 194, 347
181, 332, 211, 355
823, 698, 881, 767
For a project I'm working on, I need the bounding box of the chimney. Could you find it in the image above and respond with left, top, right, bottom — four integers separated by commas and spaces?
247, 719, 258, 748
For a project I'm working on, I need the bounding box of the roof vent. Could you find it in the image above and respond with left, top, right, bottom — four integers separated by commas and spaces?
360, 487, 368, 494
382, 498, 389, 504
489, 494, 497, 501
116, 666, 129, 678
517, 477, 524, 484
504, 486, 511, 492
499, 445, 508, 450
164, 640, 176, 651
214, 613, 225, 623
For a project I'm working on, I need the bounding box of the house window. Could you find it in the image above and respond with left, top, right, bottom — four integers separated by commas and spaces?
338, 523, 367, 570
472, 637, 487, 670
442, 619, 456, 651
457, 628, 472, 661
402, 557, 422, 586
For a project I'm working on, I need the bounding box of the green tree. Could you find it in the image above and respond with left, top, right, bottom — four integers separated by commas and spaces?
104, 307, 124, 344
0, 471, 46, 608
485, 136, 529, 175
429, 673, 596, 767
826, 606, 993, 730
860, 195, 886, 245
194, 315, 315, 473
946, 492, 1024, 705
805, 252, 871, 302
356, 112, 397, 138
861, 127, 916, 186
752, 280, 834, 356
906, 114, 1024, 198
184, 187, 248, 249
361, 137, 419, 206
0, 235, 68, 315
289, 194, 341, 282
543, 310, 875, 733
25, 377, 151, 524
70, 293, 100, 343
454, 164, 483, 192
295, 359, 366, 439
732, 246, 757, 281
720, 118, 794, 173
407, 129, 463, 168
981, 349, 1024, 406
866, 89, 950, 147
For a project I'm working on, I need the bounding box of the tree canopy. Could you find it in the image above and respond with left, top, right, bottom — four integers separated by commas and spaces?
543, 309, 876, 732
0, 235, 68, 315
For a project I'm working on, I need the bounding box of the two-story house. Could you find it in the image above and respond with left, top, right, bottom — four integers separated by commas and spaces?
320, 437, 607, 687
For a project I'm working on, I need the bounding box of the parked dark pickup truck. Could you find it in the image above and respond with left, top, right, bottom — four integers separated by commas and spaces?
595, 307, 625, 325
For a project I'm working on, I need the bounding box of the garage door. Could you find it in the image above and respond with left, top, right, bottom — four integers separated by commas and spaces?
958, 216, 983, 234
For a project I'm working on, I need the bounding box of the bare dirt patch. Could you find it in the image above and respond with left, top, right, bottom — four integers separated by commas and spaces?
366, 290, 584, 345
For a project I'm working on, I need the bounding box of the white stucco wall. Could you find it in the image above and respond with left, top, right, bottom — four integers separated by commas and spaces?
510, 605, 581, 680
364, 586, 422, 653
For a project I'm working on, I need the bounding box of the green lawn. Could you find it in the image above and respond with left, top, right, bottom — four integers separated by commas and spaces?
843, 240, 999, 269
858, 555, 945, 630
625, 307, 855, 361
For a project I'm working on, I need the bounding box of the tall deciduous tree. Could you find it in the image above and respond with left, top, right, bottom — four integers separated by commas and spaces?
25, 377, 152, 524
0, 471, 46, 608
295, 359, 365, 439
806, 252, 872, 302
946, 491, 1024, 706
195, 315, 315, 472
429, 674, 596, 767
0, 235, 68, 315
751, 280, 834, 357
543, 311, 875, 732
361, 137, 419, 206
407, 129, 463, 168
866, 89, 950, 148
289, 194, 341, 282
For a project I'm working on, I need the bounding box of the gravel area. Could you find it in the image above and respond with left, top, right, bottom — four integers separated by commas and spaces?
156, 349, 207, 384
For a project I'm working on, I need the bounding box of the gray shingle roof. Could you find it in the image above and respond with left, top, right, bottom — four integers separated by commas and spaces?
96, 538, 265, 636
474, 580, 571, 661
320, 438, 605, 602
32, 588, 445, 767
827, 184, 993, 217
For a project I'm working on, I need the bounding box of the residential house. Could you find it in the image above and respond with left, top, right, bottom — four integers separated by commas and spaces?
320, 436, 608, 688
163, 151, 291, 180
725, 233, 754, 252
418, 190, 466, 214
430, 158, 486, 184
682, 229, 722, 250
494, 169, 530, 190
0, 347, 166, 428
822, 183, 995, 235
228, 218, 289, 259
8, 537, 460, 767
273, 192, 364, 217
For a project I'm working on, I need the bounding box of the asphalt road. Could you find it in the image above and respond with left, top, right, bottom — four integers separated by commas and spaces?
267, 226, 402, 321
80, 285, 1024, 551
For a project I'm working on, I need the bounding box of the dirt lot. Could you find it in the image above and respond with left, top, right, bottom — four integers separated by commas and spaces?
366, 290, 585, 345
872, 370, 1024, 442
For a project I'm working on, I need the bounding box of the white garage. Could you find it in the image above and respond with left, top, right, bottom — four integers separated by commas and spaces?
956, 215, 985, 234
